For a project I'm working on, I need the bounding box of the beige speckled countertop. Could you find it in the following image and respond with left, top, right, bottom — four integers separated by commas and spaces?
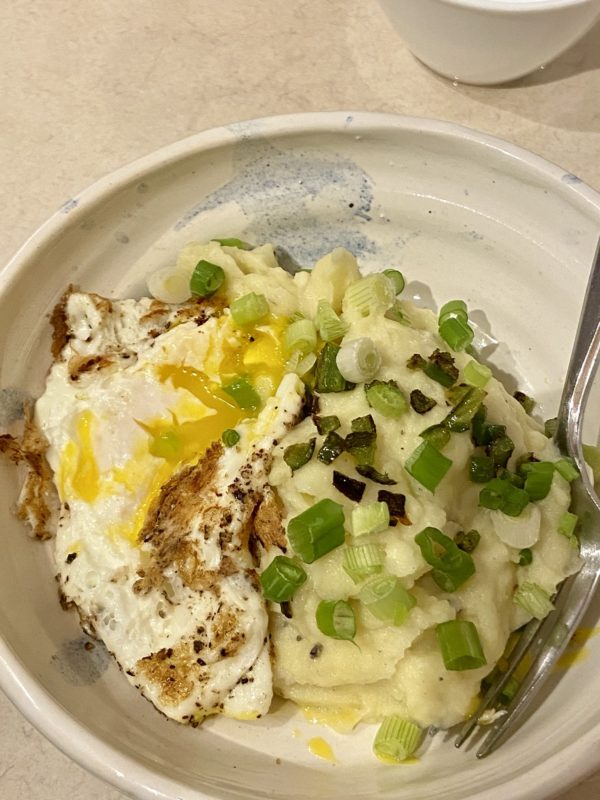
1, 1, 600, 798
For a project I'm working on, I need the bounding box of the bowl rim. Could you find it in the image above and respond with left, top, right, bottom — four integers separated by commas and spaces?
437, 0, 599, 13
1, 110, 600, 800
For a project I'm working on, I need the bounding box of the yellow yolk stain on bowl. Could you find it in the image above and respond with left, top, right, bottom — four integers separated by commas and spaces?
301, 706, 362, 734
57, 410, 100, 503
307, 737, 335, 763
556, 626, 600, 671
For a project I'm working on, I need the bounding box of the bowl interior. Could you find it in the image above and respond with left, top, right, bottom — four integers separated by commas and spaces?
1, 113, 600, 800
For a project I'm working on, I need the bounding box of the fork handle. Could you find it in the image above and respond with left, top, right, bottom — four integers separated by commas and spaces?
557, 237, 600, 494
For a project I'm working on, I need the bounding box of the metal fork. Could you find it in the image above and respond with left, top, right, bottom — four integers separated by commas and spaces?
455, 238, 600, 757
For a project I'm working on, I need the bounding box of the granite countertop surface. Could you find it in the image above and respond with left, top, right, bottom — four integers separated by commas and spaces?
1, 0, 599, 797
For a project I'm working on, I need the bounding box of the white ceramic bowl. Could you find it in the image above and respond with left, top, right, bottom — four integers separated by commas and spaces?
1, 112, 600, 800
377, 0, 600, 84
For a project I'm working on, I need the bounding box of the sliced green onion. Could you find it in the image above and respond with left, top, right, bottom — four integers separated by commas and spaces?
343, 543, 384, 583
514, 391, 535, 414
373, 716, 422, 764
283, 438, 316, 471
221, 428, 240, 447
464, 360, 492, 388
424, 350, 459, 387
522, 461, 554, 501
499, 675, 520, 705
385, 302, 408, 324
315, 599, 356, 641
469, 455, 495, 483
314, 342, 349, 393
439, 316, 474, 352
436, 619, 487, 670
455, 529, 480, 553
259, 556, 307, 602
409, 389, 436, 414
360, 576, 416, 625
285, 318, 317, 355
518, 547, 533, 566
356, 464, 397, 485
544, 417, 559, 439
332, 470, 366, 502
414, 527, 475, 592
488, 434, 515, 469
443, 387, 487, 433
314, 414, 341, 435
212, 237, 252, 250
558, 511, 578, 540
383, 269, 405, 295
315, 299, 349, 342
351, 502, 390, 537
343, 274, 395, 318
583, 444, 600, 484
471, 404, 487, 444
190, 260, 225, 298
554, 457, 580, 483
447, 383, 471, 405
513, 582, 554, 620
149, 429, 182, 460
405, 441, 452, 492
336, 337, 381, 383
439, 299, 468, 319
222, 376, 261, 410
420, 423, 451, 451
287, 499, 346, 563
230, 292, 269, 326
317, 431, 345, 464
377, 490, 409, 526
479, 477, 529, 517
365, 379, 408, 418
292, 352, 316, 377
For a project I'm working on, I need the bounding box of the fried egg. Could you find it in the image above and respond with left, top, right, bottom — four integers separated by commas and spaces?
34, 286, 304, 723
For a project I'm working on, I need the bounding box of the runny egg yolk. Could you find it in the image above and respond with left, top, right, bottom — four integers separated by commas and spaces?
58, 410, 100, 503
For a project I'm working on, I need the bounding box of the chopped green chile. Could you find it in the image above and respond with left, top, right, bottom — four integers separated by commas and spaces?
414, 527, 475, 592
332, 470, 366, 502
455, 529, 481, 553
544, 417, 559, 438
377, 489, 410, 526
315, 342, 350, 393
469, 455, 495, 483
436, 619, 487, 670
514, 390, 536, 414
356, 464, 397, 485
365, 380, 408, 418
443, 387, 487, 433
405, 441, 452, 492
287, 499, 346, 563
283, 438, 316, 471
424, 349, 459, 387
487, 434, 515, 469
314, 414, 341, 435
351, 414, 376, 433
410, 389, 437, 414
259, 556, 307, 603
315, 599, 356, 641
406, 353, 427, 371
317, 431, 345, 465
518, 548, 533, 566
345, 430, 376, 466
420, 423, 451, 451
